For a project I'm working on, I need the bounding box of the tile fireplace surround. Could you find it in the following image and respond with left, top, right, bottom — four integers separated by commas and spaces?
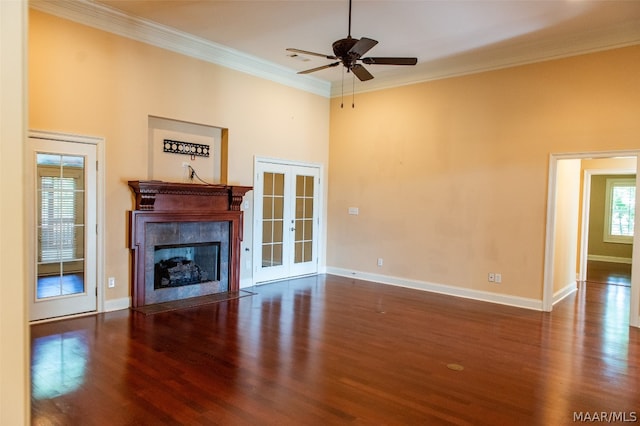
128, 180, 252, 308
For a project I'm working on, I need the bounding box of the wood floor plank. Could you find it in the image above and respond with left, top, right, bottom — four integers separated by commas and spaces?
31, 274, 640, 425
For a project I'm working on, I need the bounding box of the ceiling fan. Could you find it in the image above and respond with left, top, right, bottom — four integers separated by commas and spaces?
286, 0, 418, 81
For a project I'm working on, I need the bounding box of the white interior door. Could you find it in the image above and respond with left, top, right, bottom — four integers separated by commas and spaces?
254, 160, 320, 283
27, 136, 97, 321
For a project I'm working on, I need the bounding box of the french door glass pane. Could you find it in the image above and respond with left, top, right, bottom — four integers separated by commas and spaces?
262, 172, 285, 267
36, 153, 86, 299
294, 175, 314, 264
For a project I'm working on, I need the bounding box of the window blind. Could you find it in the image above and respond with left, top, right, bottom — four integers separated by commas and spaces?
39, 176, 77, 263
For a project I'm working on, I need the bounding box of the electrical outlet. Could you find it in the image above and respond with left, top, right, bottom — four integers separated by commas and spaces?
488, 273, 495, 282
495, 273, 502, 283
183, 162, 193, 182
377, 258, 383, 267
108, 277, 116, 288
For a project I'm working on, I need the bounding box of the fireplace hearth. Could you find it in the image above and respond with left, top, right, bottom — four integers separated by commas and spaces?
128, 181, 251, 308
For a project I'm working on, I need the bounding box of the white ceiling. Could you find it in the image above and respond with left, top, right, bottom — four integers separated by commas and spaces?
33, 1, 640, 97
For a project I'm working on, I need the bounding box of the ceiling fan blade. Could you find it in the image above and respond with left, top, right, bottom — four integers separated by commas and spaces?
350, 64, 374, 81
297, 62, 341, 75
286, 48, 336, 60
361, 57, 418, 66
348, 37, 378, 58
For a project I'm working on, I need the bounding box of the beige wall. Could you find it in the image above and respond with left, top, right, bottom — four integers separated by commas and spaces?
1, 1, 28, 424
553, 159, 581, 294
28, 10, 330, 304
328, 45, 640, 301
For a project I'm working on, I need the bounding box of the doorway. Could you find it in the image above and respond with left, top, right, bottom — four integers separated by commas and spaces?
582, 168, 635, 287
27, 132, 102, 321
544, 151, 640, 328
253, 158, 322, 283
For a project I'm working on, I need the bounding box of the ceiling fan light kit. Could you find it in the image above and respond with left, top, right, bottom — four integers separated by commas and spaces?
286, 0, 418, 83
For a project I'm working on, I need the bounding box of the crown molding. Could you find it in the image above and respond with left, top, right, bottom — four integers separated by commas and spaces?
29, 0, 331, 97
332, 19, 640, 97
29, 0, 640, 99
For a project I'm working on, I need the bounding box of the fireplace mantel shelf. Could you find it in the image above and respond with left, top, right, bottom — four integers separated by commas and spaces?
128, 180, 252, 212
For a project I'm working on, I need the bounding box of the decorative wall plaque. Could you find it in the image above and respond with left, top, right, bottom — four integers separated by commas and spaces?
163, 139, 210, 157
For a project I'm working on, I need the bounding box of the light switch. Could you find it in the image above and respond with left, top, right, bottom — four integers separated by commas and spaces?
348, 207, 359, 215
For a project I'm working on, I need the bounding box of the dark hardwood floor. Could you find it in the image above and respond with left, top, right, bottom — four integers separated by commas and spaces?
31, 274, 640, 425
587, 260, 631, 287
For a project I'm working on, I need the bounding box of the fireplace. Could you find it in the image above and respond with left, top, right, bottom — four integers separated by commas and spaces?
128, 181, 252, 308
141, 220, 229, 305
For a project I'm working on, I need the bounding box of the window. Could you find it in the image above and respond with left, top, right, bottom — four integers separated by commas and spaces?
604, 178, 635, 244
37, 154, 84, 264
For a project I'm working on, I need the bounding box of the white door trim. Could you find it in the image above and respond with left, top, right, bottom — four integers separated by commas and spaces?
254, 156, 324, 169
252, 156, 324, 284
544, 150, 639, 328
27, 130, 106, 318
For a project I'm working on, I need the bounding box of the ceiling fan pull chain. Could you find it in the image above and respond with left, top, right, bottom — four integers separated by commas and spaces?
341, 67, 345, 108
352, 75, 355, 108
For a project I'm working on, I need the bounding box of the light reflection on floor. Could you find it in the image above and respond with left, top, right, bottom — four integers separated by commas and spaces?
31, 332, 88, 400
602, 283, 630, 376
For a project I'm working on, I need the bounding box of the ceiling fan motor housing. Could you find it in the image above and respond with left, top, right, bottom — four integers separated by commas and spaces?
332, 37, 360, 68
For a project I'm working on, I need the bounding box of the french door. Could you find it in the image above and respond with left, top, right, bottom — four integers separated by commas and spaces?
27, 135, 98, 321
253, 160, 321, 283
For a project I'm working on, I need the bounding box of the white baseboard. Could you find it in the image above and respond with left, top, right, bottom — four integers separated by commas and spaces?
104, 297, 130, 312
588, 254, 633, 264
553, 282, 577, 305
326, 267, 543, 311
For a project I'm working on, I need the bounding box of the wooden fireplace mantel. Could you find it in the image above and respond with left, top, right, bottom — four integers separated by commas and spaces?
128, 181, 252, 308
128, 180, 252, 212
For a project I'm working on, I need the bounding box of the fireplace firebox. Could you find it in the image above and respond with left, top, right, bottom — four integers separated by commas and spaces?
128, 181, 252, 308
154, 242, 220, 289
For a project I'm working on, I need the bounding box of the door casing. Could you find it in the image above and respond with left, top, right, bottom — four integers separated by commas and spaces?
27, 130, 105, 322
252, 157, 323, 284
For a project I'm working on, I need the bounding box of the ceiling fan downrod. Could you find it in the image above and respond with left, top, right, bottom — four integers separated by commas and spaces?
348, 0, 352, 37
